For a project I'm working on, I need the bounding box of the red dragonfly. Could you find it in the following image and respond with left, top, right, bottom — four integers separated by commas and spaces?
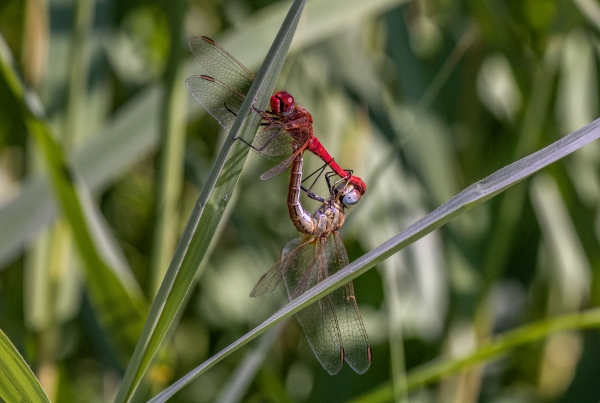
185, 36, 366, 195
250, 153, 371, 375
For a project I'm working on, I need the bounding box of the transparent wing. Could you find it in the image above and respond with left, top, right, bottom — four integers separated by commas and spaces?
283, 237, 344, 375
188, 36, 254, 95
185, 75, 299, 159
185, 75, 246, 133
186, 36, 254, 133
249, 262, 282, 297
252, 125, 294, 161
326, 232, 371, 374
256, 117, 314, 179
187, 37, 316, 171
259, 153, 297, 181
250, 238, 306, 297
253, 116, 313, 161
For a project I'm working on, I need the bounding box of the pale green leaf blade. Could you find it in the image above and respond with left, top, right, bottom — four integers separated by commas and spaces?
0, 0, 406, 267
155, 117, 600, 399
26, 117, 148, 355
0, 329, 51, 403
349, 308, 600, 402
0, 32, 148, 356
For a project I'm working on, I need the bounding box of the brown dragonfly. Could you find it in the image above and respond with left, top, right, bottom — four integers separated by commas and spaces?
250, 152, 371, 374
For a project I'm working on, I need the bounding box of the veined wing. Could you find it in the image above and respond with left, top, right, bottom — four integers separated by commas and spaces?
326, 232, 371, 374
188, 36, 254, 95
185, 75, 296, 159
252, 116, 312, 162
259, 153, 297, 181
283, 237, 344, 375
250, 237, 307, 297
249, 261, 282, 297
187, 36, 313, 172
185, 75, 246, 133
252, 125, 294, 161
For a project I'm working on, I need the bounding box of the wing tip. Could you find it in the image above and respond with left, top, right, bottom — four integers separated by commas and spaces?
345, 346, 372, 374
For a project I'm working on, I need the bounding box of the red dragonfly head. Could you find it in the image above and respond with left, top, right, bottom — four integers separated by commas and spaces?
270, 91, 295, 116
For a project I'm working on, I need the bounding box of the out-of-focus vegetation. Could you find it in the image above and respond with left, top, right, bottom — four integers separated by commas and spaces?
1, 0, 600, 402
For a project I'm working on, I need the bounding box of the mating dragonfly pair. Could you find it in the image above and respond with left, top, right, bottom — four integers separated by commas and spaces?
186, 36, 371, 375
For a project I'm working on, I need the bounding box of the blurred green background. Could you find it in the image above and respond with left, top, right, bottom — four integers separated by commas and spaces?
2, 0, 600, 402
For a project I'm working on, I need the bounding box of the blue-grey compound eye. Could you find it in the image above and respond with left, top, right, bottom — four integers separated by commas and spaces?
341, 188, 361, 206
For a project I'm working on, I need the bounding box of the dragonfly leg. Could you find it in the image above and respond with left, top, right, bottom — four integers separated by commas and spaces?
232, 134, 281, 154
233, 135, 258, 149
231, 123, 283, 153
302, 187, 325, 202
223, 102, 261, 149
224, 99, 281, 152
325, 171, 335, 194
251, 101, 279, 125
302, 163, 328, 190
223, 102, 237, 117
325, 169, 353, 193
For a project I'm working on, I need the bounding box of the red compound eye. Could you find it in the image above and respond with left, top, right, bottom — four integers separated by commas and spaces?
270, 91, 295, 116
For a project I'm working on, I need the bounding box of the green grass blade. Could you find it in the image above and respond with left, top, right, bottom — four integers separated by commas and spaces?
150, 0, 188, 296
0, 84, 163, 268
0, 329, 50, 403
349, 308, 600, 402
215, 322, 287, 403
0, 34, 148, 356
154, 117, 600, 398
114, 2, 306, 402
26, 117, 148, 353
0, 0, 405, 268
0, 31, 162, 268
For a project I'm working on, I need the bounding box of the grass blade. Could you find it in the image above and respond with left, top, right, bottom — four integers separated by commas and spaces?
26, 117, 148, 354
155, 116, 600, 398
215, 322, 287, 403
349, 308, 600, 402
114, 1, 306, 402
0, 33, 148, 356
0, 0, 406, 268
0, 329, 51, 403
150, 0, 188, 295
0, 84, 163, 268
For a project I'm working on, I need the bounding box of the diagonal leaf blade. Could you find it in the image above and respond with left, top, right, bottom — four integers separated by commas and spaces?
25, 116, 148, 356
350, 307, 600, 402
114, 1, 307, 402
155, 117, 600, 397
0, 33, 148, 358
0, 0, 407, 268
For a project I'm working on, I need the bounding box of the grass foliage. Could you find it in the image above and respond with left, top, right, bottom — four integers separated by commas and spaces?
2, 0, 600, 402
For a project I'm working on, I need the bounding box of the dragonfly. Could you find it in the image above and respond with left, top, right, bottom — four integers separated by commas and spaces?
250, 152, 371, 375
185, 36, 366, 195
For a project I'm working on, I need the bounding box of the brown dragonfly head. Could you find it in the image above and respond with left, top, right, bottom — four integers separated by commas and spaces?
335, 182, 362, 207
270, 91, 295, 116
